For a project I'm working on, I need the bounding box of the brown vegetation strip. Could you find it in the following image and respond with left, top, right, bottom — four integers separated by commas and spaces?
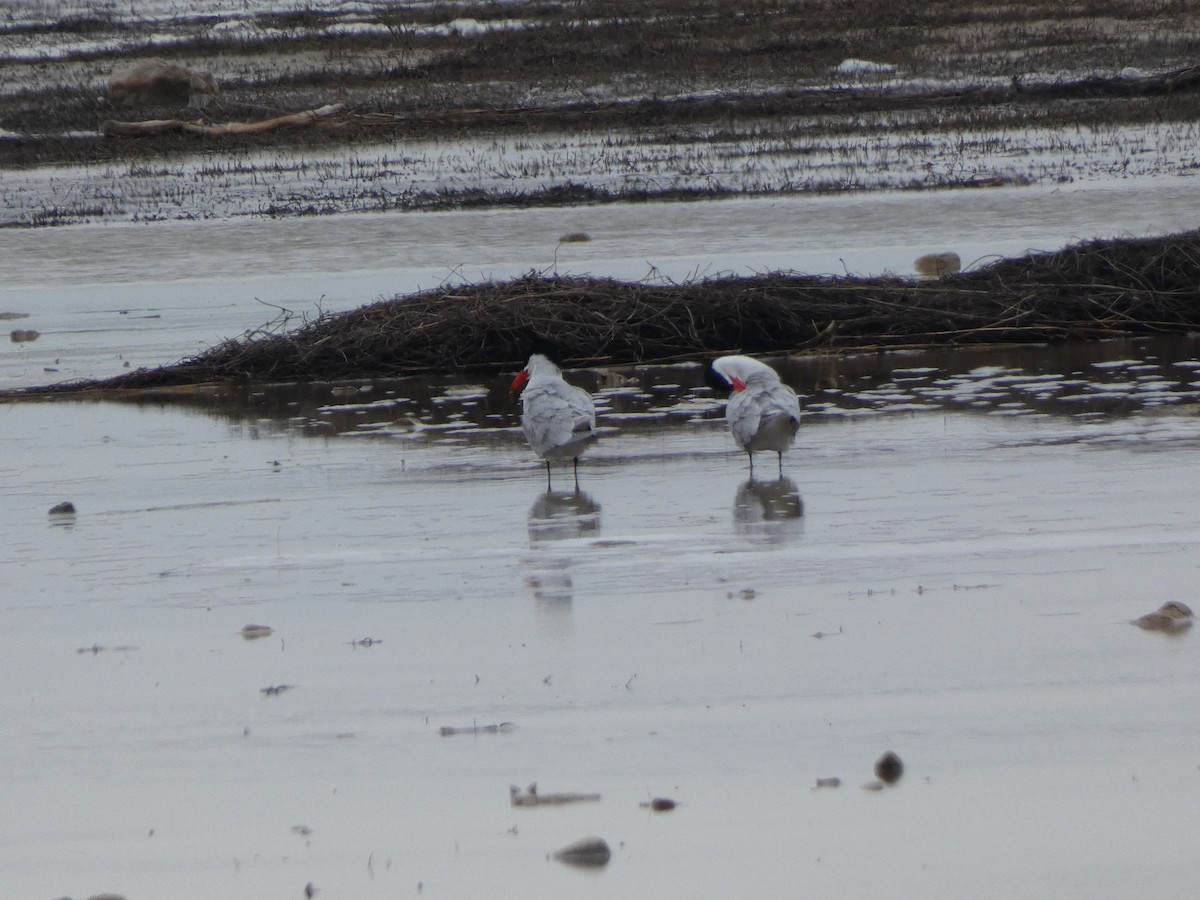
9, 230, 1200, 395
97, 63, 1200, 145
7, 0, 1200, 183
13, 62, 1200, 171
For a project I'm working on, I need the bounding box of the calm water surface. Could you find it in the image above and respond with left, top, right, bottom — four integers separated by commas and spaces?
3, 332, 1200, 900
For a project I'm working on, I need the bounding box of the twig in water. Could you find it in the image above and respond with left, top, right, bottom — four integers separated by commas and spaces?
510, 783, 601, 806
438, 721, 515, 736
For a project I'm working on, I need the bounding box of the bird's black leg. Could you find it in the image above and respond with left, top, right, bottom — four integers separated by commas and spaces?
572, 456, 580, 490
777, 451, 784, 477
545, 459, 552, 490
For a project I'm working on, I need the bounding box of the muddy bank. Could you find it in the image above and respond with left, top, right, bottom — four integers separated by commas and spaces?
4, 1, 1200, 223
6, 229, 1199, 395
6, 1, 1199, 140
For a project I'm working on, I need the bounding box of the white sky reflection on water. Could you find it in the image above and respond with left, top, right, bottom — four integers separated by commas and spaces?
3, 373, 1200, 899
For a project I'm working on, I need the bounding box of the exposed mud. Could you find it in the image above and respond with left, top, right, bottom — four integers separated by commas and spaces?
3, 1, 1200, 223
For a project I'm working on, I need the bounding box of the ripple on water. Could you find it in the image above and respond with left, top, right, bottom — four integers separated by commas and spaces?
140, 336, 1200, 442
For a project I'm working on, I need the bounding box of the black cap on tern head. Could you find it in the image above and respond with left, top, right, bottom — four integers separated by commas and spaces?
511, 328, 565, 366
703, 358, 731, 393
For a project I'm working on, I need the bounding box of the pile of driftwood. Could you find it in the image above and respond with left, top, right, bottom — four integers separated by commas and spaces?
13, 230, 1200, 394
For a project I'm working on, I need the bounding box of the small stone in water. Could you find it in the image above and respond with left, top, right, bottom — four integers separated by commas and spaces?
875, 751, 904, 784
914, 251, 961, 279
639, 796, 676, 811
1133, 601, 1193, 632
241, 624, 274, 640
553, 836, 611, 867
49, 501, 76, 515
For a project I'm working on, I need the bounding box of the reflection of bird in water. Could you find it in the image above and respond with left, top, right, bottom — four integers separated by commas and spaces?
734, 476, 803, 543
525, 567, 574, 604
524, 489, 601, 638
706, 355, 801, 474
1133, 601, 1193, 633
511, 353, 598, 488
524, 558, 576, 639
527, 489, 602, 543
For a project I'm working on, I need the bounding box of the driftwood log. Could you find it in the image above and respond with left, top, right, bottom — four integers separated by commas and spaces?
510, 783, 602, 806
100, 104, 345, 137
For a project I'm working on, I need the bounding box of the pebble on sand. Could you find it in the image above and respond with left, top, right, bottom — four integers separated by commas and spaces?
1133, 601, 1193, 632
914, 251, 961, 279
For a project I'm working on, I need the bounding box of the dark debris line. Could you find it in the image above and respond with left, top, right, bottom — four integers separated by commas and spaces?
6, 230, 1200, 396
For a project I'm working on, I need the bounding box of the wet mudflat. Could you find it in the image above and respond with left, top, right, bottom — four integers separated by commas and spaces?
6, 1, 1200, 226
4, 313, 1200, 898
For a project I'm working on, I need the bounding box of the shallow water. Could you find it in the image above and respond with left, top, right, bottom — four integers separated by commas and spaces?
3, 194, 1200, 899
5, 342, 1200, 899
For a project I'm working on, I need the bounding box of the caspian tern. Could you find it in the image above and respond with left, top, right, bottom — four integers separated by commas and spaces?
706, 354, 801, 473
510, 353, 598, 486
